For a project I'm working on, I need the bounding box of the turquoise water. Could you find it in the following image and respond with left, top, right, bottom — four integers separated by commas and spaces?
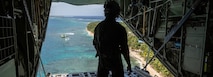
40, 16, 102, 74
38, 16, 138, 76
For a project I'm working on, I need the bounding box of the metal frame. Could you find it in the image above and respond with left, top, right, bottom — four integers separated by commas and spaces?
118, 0, 212, 76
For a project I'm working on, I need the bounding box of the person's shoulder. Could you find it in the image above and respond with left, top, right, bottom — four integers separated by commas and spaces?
116, 22, 125, 29
97, 21, 105, 26
95, 21, 105, 30
100, 20, 105, 23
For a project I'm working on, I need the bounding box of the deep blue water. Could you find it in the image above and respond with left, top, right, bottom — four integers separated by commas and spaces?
37, 16, 138, 76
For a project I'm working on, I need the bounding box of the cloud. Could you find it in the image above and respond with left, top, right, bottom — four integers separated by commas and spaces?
50, 2, 104, 17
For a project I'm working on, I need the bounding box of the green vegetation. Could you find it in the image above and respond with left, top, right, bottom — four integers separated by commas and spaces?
87, 21, 100, 33
87, 21, 173, 77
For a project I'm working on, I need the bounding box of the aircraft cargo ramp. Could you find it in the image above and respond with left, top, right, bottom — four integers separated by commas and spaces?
1, 0, 213, 77
51, 66, 152, 77
54, 0, 213, 76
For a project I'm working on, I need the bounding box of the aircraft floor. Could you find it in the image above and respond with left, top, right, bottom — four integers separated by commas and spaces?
50, 66, 151, 77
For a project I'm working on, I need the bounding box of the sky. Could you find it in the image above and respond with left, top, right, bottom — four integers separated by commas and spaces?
50, 2, 104, 16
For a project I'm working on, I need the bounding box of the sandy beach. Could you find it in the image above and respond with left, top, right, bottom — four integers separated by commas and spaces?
87, 28, 94, 36
86, 29, 162, 77
129, 50, 162, 77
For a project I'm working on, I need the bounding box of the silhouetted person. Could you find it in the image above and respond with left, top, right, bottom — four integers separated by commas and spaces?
93, 1, 131, 77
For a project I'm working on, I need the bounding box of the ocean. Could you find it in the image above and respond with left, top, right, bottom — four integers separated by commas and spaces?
37, 16, 138, 76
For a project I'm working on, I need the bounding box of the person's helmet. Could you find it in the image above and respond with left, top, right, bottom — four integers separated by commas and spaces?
104, 1, 120, 18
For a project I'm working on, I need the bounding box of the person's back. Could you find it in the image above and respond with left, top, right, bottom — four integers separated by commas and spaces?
95, 19, 125, 77
93, 1, 131, 77
97, 20, 125, 52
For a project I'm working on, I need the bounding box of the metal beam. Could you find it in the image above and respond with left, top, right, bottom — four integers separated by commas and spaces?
143, 0, 203, 70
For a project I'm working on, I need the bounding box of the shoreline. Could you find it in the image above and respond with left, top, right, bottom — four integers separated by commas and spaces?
86, 28, 94, 36
129, 50, 162, 77
86, 29, 162, 77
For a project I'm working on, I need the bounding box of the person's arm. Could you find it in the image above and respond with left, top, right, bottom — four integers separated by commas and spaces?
122, 45, 132, 72
93, 39, 99, 57
120, 28, 132, 72
93, 26, 100, 57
